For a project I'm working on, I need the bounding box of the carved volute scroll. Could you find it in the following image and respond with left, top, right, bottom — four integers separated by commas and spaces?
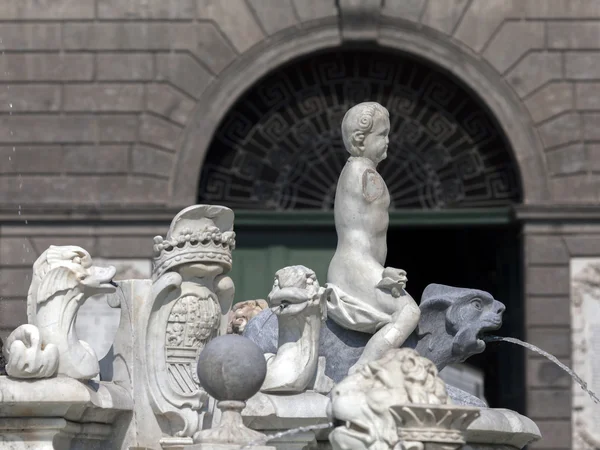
142, 205, 236, 438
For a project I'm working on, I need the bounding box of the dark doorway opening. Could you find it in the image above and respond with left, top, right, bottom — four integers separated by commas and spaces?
232, 222, 525, 414
387, 224, 525, 414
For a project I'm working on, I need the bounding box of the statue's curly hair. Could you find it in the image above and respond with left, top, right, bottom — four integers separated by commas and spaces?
341, 102, 389, 156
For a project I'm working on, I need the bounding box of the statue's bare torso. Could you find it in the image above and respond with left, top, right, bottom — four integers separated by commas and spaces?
327, 158, 397, 315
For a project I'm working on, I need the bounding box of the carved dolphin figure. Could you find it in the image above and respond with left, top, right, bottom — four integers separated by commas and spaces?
6, 245, 116, 380
244, 283, 506, 391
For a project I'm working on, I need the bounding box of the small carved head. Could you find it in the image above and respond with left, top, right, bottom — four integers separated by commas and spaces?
341, 102, 390, 163
227, 299, 269, 334
267, 265, 325, 318
420, 284, 506, 361
30, 245, 117, 305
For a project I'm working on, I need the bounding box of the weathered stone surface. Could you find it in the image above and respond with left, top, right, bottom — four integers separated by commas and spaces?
587, 143, 600, 172
526, 266, 570, 296
195, 22, 238, 74
97, 53, 154, 80
98, 115, 139, 143
97, 0, 195, 19
0, 237, 37, 265
549, 174, 598, 203
0, 176, 168, 204
132, 144, 175, 177
292, 0, 337, 22
505, 52, 563, 97
381, 0, 426, 21
30, 237, 97, 266
546, 143, 587, 176
155, 53, 213, 99
63, 23, 196, 50
527, 357, 572, 388
0, 85, 61, 112
421, 0, 470, 35
524, 0, 600, 18
527, 389, 571, 419
548, 21, 600, 48
483, 22, 545, 74
0, 24, 61, 50
526, 296, 570, 327
454, 0, 513, 52
565, 51, 600, 79
64, 145, 130, 173
564, 234, 600, 256
530, 420, 571, 449
0, 54, 94, 81
524, 82, 573, 123
248, 0, 298, 35
537, 112, 581, 148
0, 0, 94, 19
146, 84, 196, 125
0, 299, 27, 328
582, 113, 600, 140
0, 115, 96, 143
139, 115, 183, 151
197, 0, 265, 53
0, 145, 129, 174
525, 235, 570, 264
575, 82, 600, 110
64, 84, 145, 111
97, 236, 154, 258
0, 268, 31, 298
527, 328, 571, 358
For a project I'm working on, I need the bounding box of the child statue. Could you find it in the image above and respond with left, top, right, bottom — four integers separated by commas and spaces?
326, 101, 421, 374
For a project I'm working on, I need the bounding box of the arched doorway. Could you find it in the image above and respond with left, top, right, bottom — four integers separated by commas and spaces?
199, 50, 524, 412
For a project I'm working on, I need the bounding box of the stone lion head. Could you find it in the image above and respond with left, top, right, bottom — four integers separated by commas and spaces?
329, 348, 447, 450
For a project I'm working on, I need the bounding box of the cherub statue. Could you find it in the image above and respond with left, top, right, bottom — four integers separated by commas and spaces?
326, 102, 421, 374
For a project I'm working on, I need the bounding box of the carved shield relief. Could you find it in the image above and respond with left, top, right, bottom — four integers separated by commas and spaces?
165, 294, 221, 393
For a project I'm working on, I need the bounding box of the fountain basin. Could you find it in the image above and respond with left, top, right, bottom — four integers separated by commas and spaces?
242, 392, 541, 450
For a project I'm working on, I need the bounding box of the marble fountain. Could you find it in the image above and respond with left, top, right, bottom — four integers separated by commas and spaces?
0, 103, 541, 450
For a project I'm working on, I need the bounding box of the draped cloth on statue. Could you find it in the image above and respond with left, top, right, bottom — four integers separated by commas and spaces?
324, 284, 392, 335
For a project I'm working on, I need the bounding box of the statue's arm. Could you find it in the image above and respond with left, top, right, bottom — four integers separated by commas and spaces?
361, 168, 384, 203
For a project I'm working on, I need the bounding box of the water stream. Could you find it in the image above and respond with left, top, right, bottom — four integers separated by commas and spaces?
240, 422, 333, 449
485, 335, 600, 404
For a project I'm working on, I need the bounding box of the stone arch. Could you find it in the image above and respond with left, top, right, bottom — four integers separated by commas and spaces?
171, 20, 548, 207
199, 50, 522, 210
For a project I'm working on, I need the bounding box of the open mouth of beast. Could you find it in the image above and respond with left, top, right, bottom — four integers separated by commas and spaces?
333, 419, 372, 441
85, 266, 118, 292
476, 319, 503, 345
269, 287, 314, 315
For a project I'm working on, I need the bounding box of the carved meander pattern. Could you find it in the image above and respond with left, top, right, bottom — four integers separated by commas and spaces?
199, 51, 521, 210
165, 294, 221, 394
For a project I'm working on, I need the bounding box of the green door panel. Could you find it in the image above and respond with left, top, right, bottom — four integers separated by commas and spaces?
229, 229, 337, 303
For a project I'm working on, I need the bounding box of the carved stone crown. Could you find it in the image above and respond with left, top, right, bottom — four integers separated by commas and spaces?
152, 205, 236, 278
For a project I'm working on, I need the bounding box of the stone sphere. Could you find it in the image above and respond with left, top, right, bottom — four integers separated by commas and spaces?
197, 334, 267, 401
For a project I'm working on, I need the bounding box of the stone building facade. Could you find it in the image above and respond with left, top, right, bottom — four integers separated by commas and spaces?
1, 0, 600, 448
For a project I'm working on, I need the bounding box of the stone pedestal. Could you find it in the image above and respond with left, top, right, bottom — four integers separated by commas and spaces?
0, 376, 132, 449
